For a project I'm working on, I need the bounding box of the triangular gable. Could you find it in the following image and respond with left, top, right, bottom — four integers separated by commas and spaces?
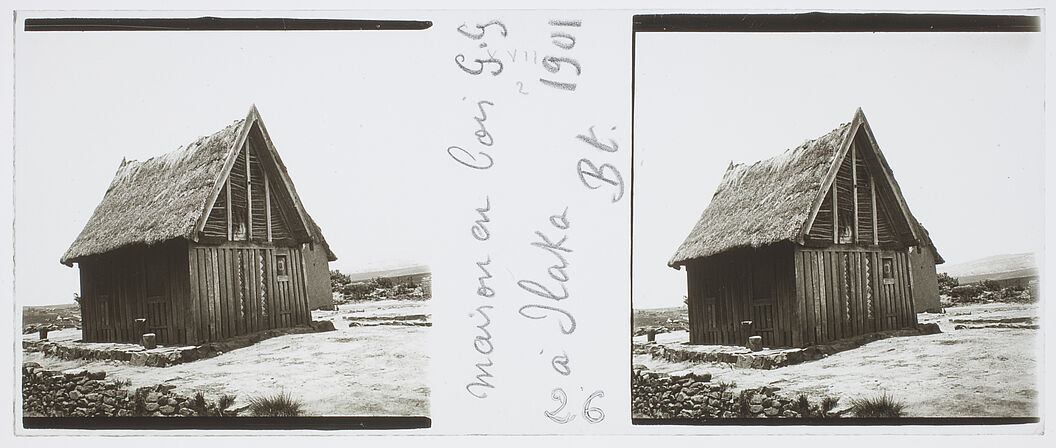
799, 108, 921, 247
194, 106, 316, 244
200, 141, 298, 241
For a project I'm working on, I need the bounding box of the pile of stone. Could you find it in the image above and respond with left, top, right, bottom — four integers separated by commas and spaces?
344, 314, 431, 327
22, 362, 207, 417
631, 369, 829, 419
632, 325, 687, 338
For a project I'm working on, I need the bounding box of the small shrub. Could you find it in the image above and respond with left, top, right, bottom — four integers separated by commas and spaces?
715, 381, 736, 392
951, 284, 984, 300
981, 279, 1001, 292
216, 394, 238, 417
796, 394, 811, 416
936, 272, 959, 295
737, 390, 755, 417
133, 392, 147, 416
850, 393, 906, 418
820, 396, 840, 417
373, 276, 394, 289
248, 391, 305, 417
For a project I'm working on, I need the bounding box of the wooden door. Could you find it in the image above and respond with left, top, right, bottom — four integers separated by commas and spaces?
144, 258, 172, 344
273, 250, 295, 328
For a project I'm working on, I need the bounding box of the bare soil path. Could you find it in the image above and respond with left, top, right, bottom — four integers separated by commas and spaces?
633, 302, 1038, 417
24, 300, 430, 417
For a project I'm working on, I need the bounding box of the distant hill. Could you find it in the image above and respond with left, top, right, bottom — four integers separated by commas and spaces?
940, 252, 1037, 283
345, 264, 430, 282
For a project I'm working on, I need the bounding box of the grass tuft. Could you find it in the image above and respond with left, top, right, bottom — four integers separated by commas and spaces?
248, 391, 305, 417
850, 393, 906, 418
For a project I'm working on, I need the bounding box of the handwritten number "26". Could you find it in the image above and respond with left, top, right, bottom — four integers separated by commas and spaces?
545, 388, 605, 424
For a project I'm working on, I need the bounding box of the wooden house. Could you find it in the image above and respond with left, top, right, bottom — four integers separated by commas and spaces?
61, 105, 337, 345
668, 108, 942, 348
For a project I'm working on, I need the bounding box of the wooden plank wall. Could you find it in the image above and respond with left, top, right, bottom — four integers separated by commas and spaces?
186, 244, 311, 344
77, 242, 188, 345
794, 248, 916, 346
686, 246, 797, 348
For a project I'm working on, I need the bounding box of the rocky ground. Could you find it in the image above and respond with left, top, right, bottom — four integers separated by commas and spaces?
633, 302, 1039, 418
23, 299, 430, 417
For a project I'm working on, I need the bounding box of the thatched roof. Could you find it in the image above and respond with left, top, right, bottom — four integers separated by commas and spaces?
668, 108, 939, 267
62, 106, 335, 265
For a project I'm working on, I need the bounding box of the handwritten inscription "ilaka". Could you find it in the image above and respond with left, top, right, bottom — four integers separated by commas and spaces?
517, 208, 576, 337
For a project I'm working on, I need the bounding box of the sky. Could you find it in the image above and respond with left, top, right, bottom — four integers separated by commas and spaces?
15, 27, 444, 306
633, 31, 1044, 309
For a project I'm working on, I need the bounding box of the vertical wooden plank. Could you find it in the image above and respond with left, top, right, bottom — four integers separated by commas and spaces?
249, 248, 259, 331
812, 252, 822, 344
856, 252, 866, 334
266, 249, 277, 329
899, 252, 912, 327
832, 181, 839, 244
830, 251, 842, 340
289, 250, 299, 326
871, 180, 878, 245
845, 252, 856, 337
775, 251, 786, 346
792, 251, 803, 347
217, 249, 228, 340
196, 248, 207, 342
246, 147, 253, 240
895, 252, 906, 329
226, 249, 236, 337
803, 251, 814, 345
812, 252, 824, 343
187, 247, 200, 344
233, 249, 243, 336
242, 249, 252, 333
852, 143, 859, 242
265, 171, 273, 242
226, 249, 236, 338
862, 252, 873, 333
903, 251, 912, 325
220, 249, 231, 337
823, 251, 835, 340
890, 252, 902, 328
229, 249, 239, 335
205, 249, 215, 341
878, 254, 888, 330
819, 251, 827, 342
298, 248, 310, 325
175, 245, 187, 345
214, 249, 223, 339
226, 180, 233, 241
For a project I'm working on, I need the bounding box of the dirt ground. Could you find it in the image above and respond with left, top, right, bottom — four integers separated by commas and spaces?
23, 299, 430, 417
633, 302, 1039, 417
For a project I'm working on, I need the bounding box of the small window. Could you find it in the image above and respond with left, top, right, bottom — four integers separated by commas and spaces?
882, 257, 895, 285
275, 254, 289, 277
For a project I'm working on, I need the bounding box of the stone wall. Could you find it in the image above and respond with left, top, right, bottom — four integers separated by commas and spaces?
22, 362, 212, 417
631, 368, 840, 419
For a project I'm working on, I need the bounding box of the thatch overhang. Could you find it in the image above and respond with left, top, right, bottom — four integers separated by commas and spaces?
668, 108, 938, 268
61, 105, 336, 266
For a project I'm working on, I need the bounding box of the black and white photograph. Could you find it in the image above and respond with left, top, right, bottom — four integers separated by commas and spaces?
631, 15, 1044, 422
14, 15, 437, 427
3, 3, 1052, 442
